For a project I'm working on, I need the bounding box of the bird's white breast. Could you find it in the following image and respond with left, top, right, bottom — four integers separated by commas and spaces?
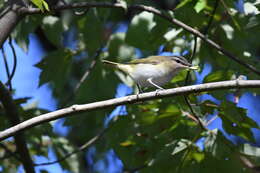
130, 64, 179, 87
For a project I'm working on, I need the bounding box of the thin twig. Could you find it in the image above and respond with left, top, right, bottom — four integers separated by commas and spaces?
185, 36, 197, 84
219, 0, 239, 29
205, 115, 218, 126
34, 128, 108, 166
63, 46, 104, 106
5, 37, 17, 89
183, 96, 207, 131
203, 0, 219, 34
1, 46, 12, 90
74, 47, 103, 93
183, 36, 199, 129
183, 0, 219, 131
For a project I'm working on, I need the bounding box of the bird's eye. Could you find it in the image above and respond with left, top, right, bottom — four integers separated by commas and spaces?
175, 59, 181, 63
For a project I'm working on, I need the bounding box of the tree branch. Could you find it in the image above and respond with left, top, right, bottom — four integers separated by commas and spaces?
18, 1, 260, 75
0, 0, 25, 47
0, 82, 35, 173
0, 80, 260, 141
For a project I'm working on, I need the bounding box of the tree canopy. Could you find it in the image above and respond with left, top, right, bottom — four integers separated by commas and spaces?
0, 0, 260, 172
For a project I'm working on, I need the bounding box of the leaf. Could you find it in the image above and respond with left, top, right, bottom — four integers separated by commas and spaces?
126, 13, 169, 51
219, 101, 259, 142
202, 70, 235, 100
125, 11, 155, 50
240, 143, 260, 157
107, 32, 136, 62
203, 70, 234, 83
174, 1, 207, 28
200, 100, 218, 115
194, 0, 207, 13
42, 16, 63, 47
12, 16, 41, 52
120, 140, 136, 147
78, 9, 103, 56
42, 0, 49, 11
204, 129, 234, 159
171, 70, 188, 83
175, 0, 193, 9
30, 0, 49, 12
35, 49, 73, 96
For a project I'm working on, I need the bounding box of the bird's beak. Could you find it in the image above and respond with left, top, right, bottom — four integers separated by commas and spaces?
188, 65, 199, 70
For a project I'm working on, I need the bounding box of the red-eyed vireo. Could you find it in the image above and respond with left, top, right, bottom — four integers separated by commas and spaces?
102, 55, 198, 92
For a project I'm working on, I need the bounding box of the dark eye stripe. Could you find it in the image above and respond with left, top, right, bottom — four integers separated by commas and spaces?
171, 56, 191, 66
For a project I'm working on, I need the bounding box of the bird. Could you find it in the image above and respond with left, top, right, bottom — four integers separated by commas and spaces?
102, 55, 198, 92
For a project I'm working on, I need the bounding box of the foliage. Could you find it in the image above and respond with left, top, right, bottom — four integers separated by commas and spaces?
1, 0, 260, 172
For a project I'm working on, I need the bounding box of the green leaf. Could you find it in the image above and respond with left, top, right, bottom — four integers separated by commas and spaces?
174, 1, 207, 28
30, 0, 49, 12
203, 70, 234, 83
125, 11, 170, 51
35, 49, 73, 95
78, 9, 103, 56
125, 13, 169, 51
42, 0, 49, 11
12, 16, 41, 52
42, 16, 63, 47
171, 70, 188, 83
200, 100, 218, 115
125, 11, 155, 50
194, 0, 207, 13
107, 32, 136, 62
219, 101, 259, 142
176, 0, 193, 9
204, 129, 234, 159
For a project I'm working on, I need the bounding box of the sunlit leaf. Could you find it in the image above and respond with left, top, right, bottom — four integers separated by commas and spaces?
30, 0, 49, 12
194, 0, 207, 13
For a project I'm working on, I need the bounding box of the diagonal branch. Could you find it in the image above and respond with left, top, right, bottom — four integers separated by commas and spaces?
0, 82, 35, 173
18, 2, 260, 75
0, 80, 260, 141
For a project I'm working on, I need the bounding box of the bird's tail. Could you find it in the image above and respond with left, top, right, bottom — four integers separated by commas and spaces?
102, 59, 132, 74
102, 60, 120, 68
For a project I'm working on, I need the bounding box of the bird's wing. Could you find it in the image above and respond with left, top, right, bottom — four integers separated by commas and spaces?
126, 56, 163, 65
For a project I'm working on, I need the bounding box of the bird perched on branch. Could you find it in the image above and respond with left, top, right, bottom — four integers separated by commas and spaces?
102, 55, 198, 93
